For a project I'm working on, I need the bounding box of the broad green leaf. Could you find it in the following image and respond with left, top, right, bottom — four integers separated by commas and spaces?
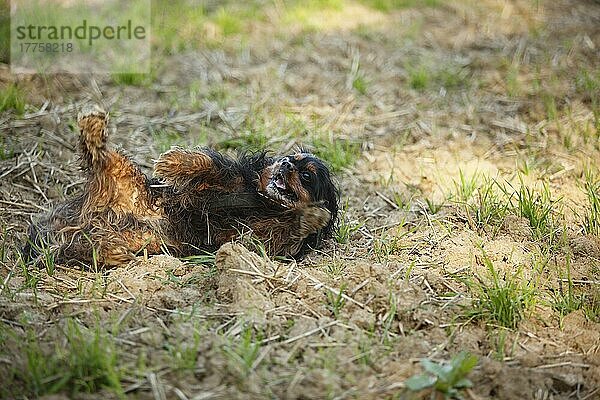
405, 374, 437, 391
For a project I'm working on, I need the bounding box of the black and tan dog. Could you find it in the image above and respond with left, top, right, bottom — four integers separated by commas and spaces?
24, 106, 339, 266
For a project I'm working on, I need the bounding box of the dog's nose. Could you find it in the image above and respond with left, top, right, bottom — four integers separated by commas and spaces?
281, 160, 295, 172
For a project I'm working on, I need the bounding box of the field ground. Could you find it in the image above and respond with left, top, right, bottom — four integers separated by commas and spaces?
1, 0, 600, 398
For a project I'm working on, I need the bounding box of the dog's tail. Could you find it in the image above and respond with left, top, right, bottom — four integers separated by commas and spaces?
78, 105, 110, 169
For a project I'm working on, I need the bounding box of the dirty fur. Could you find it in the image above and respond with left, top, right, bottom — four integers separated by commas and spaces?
24, 106, 339, 266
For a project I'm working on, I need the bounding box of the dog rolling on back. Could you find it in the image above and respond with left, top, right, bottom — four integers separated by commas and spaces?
24, 106, 339, 266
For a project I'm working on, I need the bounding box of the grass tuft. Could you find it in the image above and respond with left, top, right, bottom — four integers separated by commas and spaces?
0, 84, 26, 115
512, 179, 559, 242
582, 167, 600, 235
311, 136, 360, 172
467, 177, 511, 234
111, 72, 151, 86
452, 169, 479, 202
17, 320, 124, 398
466, 250, 534, 329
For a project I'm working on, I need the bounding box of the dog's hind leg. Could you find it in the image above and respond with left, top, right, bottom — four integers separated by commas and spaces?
74, 107, 164, 264
77, 106, 161, 219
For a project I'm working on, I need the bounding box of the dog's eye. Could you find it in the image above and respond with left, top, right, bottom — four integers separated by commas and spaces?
300, 171, 312, 182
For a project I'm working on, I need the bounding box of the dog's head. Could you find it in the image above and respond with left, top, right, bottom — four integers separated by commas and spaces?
260, 151, 339, 237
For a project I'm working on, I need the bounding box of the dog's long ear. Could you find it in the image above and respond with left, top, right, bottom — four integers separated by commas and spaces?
78, 105, 109, 170
320, 171, 339, 239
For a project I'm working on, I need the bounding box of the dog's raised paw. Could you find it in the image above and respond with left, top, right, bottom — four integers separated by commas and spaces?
154, 148, 216, 187
299, 206, 331, 236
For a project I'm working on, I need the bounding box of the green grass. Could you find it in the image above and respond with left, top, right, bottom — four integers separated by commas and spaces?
407, 62, 469, 91
152, 0, 264, 52
466, 250, 535, 329
575, 68, 600, 105
452, 169, 480, 203
512, 180, 559, 242
111, 72, 151, 87
283, 0, 343, 30
214, 7, 243, 36
222, 325, 262, 377
505, 65, 521, 97
352, 75, 368, 95
0, 136, 15, 160
216, 115, 278, 152
425, 197, 445, 214
0, 1, 9, 63
381, 291, 398, 344
583, 288, 600, 323
467, 177, 511, 234
359, 0, 440, 12
152, 128, 186, 153
550, 255, 582, 318
326, 284, 347, 319
372, 231, 407, 262
218, 131, 271, 152
168, 326, 202, 373
15, 320, 124, 398
311, 136, 361, 172
408, 65, 430, 90
0, 84, 26, 115
582, 167, 600, 235
335, 201, 362, 244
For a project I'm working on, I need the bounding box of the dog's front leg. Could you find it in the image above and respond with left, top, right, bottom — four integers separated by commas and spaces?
240, 205, 332, 257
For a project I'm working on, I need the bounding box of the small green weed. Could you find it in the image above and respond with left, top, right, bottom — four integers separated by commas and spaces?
583, 288, 600, 323
360, 0, 440, 12
0, 136, 15, 160
372, 233, 403, 262
218, 119, 272, 152
425, 197, 444, 214
392, 190, 414, 210
152, 128, 186, 152
381, 291, 397, 344
335, 201, 362, 244
326, 284, 347, 319
352, 75, 368, 95
323, 258, 347, 277
214, 8, 242, 36
168, 327, 202, 373
506, 65, 521, 97
222, 325, 262, 377
408, 65, 429, 90
405, 352, 478, 399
